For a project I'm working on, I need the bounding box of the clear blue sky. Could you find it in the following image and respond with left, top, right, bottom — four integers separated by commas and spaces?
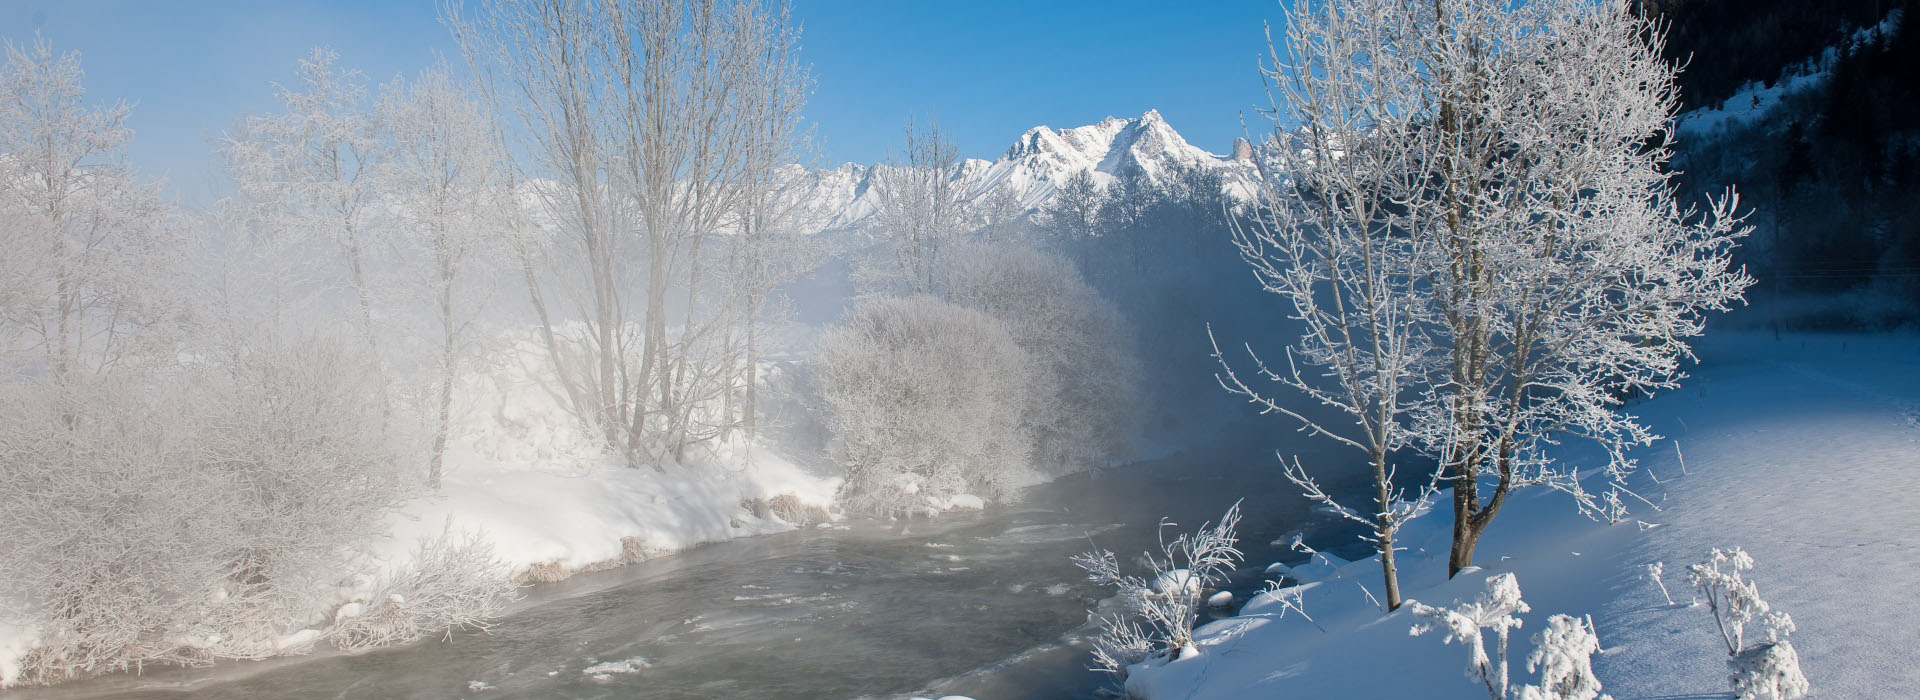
1, 0, 1281, 206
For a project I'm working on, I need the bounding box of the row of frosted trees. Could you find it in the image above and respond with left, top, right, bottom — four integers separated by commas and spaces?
0, 0, 815, 684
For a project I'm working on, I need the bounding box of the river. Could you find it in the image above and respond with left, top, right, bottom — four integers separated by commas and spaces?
4, 440, 1369, 700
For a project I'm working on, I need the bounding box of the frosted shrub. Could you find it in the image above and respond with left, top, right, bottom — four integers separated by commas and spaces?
1518, 615, 1606, 700
330, 526, 520, 650
0, 336, 409, 683
1647, 562, 1676, 606
1686, 547, 1808, 700
1072, 502, 1243, 676
941, 242, 1144, 475
1729, 639, 1809, 700
197, 339, 407, 624
815, 296, 1036, 515
1411, 574, 1532, 700
1410, 574, 1612, 700
0, 380, 238, 682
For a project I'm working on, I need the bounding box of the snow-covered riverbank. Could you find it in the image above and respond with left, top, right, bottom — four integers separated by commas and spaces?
384, 439, 841, 585
0, 438, 844, 688
1124, 332, 1920, 698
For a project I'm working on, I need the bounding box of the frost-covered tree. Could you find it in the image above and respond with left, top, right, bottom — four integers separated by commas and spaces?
719, 26, 811, 442
1160, 160, 1231, 240
968, 185, 1027, 243
374, 65, 508, 488
873, 118, 963, 295
223, 48, 387, 359
1215, 0, 1454, 611
0, 37, 181, 386
451, 0, 809, 464
1097, 167, 1165, 273
0, 333, 408, 682
941, 242, 1142, 474
1406, 0, 1752, 574
1046, 168, 1103, 268
814, 296, 1034, 514
1240, 0, 1753, 583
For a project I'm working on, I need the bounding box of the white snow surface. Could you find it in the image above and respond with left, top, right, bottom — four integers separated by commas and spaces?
1125, 332, 1920, 699
377, 436, 839, 583
0, 620, 32, 687
1280, 551, 1351, 587
370, 328, 842, 582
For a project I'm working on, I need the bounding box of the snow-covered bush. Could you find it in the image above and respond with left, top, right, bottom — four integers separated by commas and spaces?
1685, 547, 1808, 700
329, 525, 520, 650
1073, 501, 1243, 676
1411, 573, 1533, 700
941, 242, 1143, 475
1729, 638, 1809, 700
1518, 615, 1607, 700
0, 379, 240, 682
815, 296, 1035, 515
195, 338, 409, 625
0, 335, 410, 683
1410, 573, 1612, 700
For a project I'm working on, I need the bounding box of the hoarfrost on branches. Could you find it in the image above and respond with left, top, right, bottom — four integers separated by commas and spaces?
814, 297, 1035, 515
1073, 501, 1244, 677
1685, 547, 1808, 700
1518, 615, 1607, 700
1234, 0, 1753, 583
1410, 573, 1532, 700
1411, 573, 1612, 700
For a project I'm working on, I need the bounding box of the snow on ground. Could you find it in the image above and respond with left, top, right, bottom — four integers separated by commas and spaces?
374, 436, 840, 586
1125, 332, 1920, 699
369, 332, 843, 584
1675, 9, 1904, 138
0, 620, 31, 687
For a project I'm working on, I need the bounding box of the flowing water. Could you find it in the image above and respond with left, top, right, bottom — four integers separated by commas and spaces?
4, 441, 1371, 700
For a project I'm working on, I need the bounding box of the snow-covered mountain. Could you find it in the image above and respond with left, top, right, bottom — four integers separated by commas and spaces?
780, 109, 1258, 234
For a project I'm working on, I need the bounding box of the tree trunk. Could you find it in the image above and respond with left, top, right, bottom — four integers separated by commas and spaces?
1449, 498, 1481, 577
1449, 460, 1480, 577
428, 252, 455, 490
1372, 446, 1404, 610
743, 287, 759, 440
629, 223, 670, 471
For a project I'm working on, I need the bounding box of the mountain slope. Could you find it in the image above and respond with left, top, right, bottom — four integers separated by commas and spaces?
780, 109, 1257, 234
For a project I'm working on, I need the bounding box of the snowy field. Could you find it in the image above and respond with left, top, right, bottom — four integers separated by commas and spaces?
1124, 331, 1920, 699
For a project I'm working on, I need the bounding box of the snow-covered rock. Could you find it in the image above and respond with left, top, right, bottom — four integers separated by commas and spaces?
1153, 569, 1201, 598
1281, 552, 1350, 586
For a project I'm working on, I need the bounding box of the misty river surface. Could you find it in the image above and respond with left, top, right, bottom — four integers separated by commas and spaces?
6, 442, 1369, 700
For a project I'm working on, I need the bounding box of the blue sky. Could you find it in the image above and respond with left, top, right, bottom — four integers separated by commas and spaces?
1, 1, 1280, 205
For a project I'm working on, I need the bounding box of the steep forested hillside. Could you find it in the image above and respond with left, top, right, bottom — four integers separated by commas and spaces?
1643, 0, 1920, 324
